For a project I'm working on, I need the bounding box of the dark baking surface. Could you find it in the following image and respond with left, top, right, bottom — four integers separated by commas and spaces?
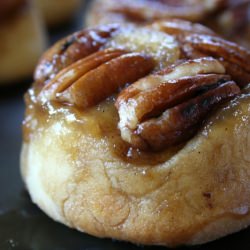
1, 1, 250, 249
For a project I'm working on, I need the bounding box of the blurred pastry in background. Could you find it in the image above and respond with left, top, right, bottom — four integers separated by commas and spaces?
0, 0, 47, 84
35, 0, 81, 27
86, 0, 250, 48
208, 0, 250, 49
86, 0, 226, 26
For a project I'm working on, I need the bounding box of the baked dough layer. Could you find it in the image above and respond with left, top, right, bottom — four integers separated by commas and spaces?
21, 84, 250, 246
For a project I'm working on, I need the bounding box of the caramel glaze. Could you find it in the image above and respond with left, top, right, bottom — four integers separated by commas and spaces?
23, 84, 183, 166
0, 0, 28, 23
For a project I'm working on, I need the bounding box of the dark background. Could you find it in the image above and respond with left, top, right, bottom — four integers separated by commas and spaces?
0, 1, 250, 249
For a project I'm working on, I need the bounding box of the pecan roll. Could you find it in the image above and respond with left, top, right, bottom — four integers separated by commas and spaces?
22, 22, 250, 248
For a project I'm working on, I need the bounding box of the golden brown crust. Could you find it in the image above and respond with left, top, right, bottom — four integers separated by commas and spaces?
21, 22, 250, 246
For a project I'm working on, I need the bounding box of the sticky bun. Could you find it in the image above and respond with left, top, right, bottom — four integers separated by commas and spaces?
21, 21, 250, 247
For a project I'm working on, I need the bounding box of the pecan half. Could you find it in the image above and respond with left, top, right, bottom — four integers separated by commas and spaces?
137, 80, 240, 151
116, 57, 240, 151
34, 24, 120, 85
182, 34, 250, 87
39, 49, 155, 108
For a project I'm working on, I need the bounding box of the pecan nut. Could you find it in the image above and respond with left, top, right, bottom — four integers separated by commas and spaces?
39, 49, 155, 108
34, 24, 120, 86
116, 57, 240, 151
136, 80, 240, 151
149, 19, 250, 88
37, 24, 182, 109
182, 34, 250, 87
35, 23, 180, 88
